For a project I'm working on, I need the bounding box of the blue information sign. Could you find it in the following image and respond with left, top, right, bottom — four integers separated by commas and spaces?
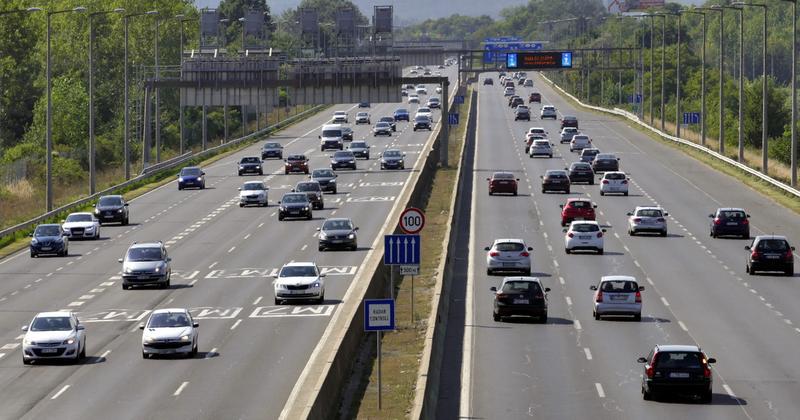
683, 112, 701, 124
364, 299, 395, 331
448, 113, 460, 125
384, 234, 421, 265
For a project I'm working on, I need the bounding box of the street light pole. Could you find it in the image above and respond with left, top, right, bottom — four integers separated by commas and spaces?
721, 6, 744, 162
684, 9, 707, 146
154, 17, 161, 164
704, 7, 724, 153
658, 12, 681, 137
239, 16, 247, 137
124, 10, 158, 180
175, 15, 192, 156
780, 0, 797, 185
736, 3, 769, 173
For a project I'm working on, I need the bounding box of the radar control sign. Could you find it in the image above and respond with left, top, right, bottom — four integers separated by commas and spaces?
506, 51, 573, 70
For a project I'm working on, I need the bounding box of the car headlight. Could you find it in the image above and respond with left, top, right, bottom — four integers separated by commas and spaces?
180, 335, 190, 342
311, 282, 321, 288
63, 337, 76, 345
319, 232, 328, 240
256, 165, 261, 169
348, 233, 356, 239
329, 179, 336, 183
303, 207, 309, 211
239, 165, 245, 169
197, 177, 203, 182
94, 209, 100, 214
143, 336, 154, 344
178, 177, 184, 182
85, 226, 95, 231
279, 206, 286, 211
31, 239, 38, 245
124, 266, 133, 274
117, 209, 124, 214
24, 338, 34, 346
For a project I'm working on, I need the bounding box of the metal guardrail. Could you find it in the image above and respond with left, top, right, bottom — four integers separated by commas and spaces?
540, 73, 800, 199
0, 105, 326, 244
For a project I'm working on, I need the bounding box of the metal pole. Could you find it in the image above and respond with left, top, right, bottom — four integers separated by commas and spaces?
441, 82, 449, 166
791, 1, 797, 185
124, 16, 130, 180
89, 15, 95, 194
46, 12, 53, 211
702, 15, 707, 147
660, 16, 665, 131
411, 275, 415, 324
179, 19, 185, 155
738, 8, 744, 162
202, 103, 207, 150
762, 6, 768, 174
720, 10, 725, 155
377, 330, 382, 410
676, 14, 681, 137
390, 268, 394, 301
649, 16, 654, 125
154, 19, 160, 163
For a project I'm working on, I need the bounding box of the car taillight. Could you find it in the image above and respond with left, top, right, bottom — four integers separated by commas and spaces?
713, 218, 722, 225
786, 249, 794, 261
742, 218, 749, 225
597, 232, 603, 238
751, 251, 760, 259
520, 251, 530, 257
490, 251, 500, 257
633, 218, 642, 223
635, 290, 641, 303
622, 180, 628, 184
703, 360, 712, 378
567, 232, 574, 238
602, 180, 609, 184
646, 355, 657, 378
595, 290, 603, 303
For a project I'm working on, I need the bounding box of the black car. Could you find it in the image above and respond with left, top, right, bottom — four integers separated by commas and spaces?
508, 96, 522, 107
638, 345, 715, 403
709, 208, 750, 238
358, 101, 370, 108
379, 116, 397, 131
490, 277, 549, 322
380, 149, 406, 170
261, 142, 283, 159
310, 169, 338, 194
483, 78, 494, 85
318, 218, 359, 251
30, 224, 69, 257
561, 115, 579, 129
541, 170, 571, 194
331, 150, 357, 170
591, 153, 620, 172
745, 235, 794, 276
514, 106, 531, 121
342, 126, 353, 141
293, 181, 324, 210
278, 193, 313, 221
567, 162, 595, 185
238, 156, 263, 176
94, 195, 129, 225
178, 166, 205, 190
348, 141, 370, 159
394, 108, 410, 122
413, 115, 432, 131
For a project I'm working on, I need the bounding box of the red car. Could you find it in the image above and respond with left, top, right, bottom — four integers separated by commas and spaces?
560, 198, 597, 226
529, 92, 541, 103
561, 115, 579, 129
487, 172, 519, 196
284, 154, 309, 174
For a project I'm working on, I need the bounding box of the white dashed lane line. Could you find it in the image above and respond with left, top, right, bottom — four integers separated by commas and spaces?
584, 348, 593, 360
173, 381, 189, 396
595, 383, 606, 398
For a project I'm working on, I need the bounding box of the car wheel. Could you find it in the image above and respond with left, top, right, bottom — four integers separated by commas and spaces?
642, 386, 652, 401
600, 191, 604, 196
163, 279, 170, 289
142, 351, 148, 359
628, 229, 635, 236
79, 343, 86, 359
623, 192, 628, 196
488, 191, 492, 196
274, 298, 281, 305
178, 185, 183, 190
365, 154, 370, 160
589, 180, 594, 185
565, 248, 571, 254
22, 357, 31, 365
539, 315, 547, 324
634, 313, 642, 322
122, 283, 129, 290
124, 217, 129, 225
238, 171, 242, 176
745, 264, 751, 274
191, 341, 198, 357
513, 190, 517, 196
700, 390, 712, 403
486, 268, 493, 276
660, 230, 667, 237
319, 245, 325, 251
278, 215, 284, 221
594, 311, 600, 320
492, 312, 501, 322
786, 266, 794, 276
565, 189, 570, 194
317, 294, 325, 304
239, 203, 244, 208
541, 189, 546, 194
710, 230, 715, 238
597, 248, 604, 255
333, 188, 338, 194
307, 213, 313, 220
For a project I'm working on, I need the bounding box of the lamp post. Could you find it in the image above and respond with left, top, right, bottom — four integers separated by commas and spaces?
175, 14, 193, 155
46, 6, 87, 212
238, 16, 247, 136
735, 2, 769, 174
701, 6, 724, 153
220, 17, 230, 143
88, 8, 125, 195
658, 12, 681, 137
683, 9, 707, 147
648, 14, 667, 131
124, 10, 158, 180
779, 0, 797, 185
719, 5, 744, 162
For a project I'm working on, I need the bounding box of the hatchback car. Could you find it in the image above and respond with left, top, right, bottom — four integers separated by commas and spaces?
510, 97, 525, 108
358, 101, 370, 108
490, 277, 549, 322
373, 122, 393, 136
526, 127, 548, 142
413, 115, 432, 131
238, 181, 268, 207
394, 108, 410, 121
278, 192, 313, 220
348, 141, 371, 159
567, 162, 595, 184
637, 345, 715, 402
565, 221, 605, 254
514, 105, 531, 121
355, 112, 371, 125
310, 169, 338, 193
284, 154, 309, 174
408, 94, 420, 104
427, 97, 441, 109
524, 135, 545, 154
379, 116, 397, 131
579, 148, 600, 163
380, 149, 406, 170
273, 262, 325, 304
745, 235, 794, 275
415, 107, 433, 120
591, 276, 642, 320
178, 166, 205, 190
332, 111, 348, 123
709, 208, 750, 238
331, 150, 357, 170
485, 239, 533, 275
342, 126, 353, 141
529, 139, 553, 158
627, 206, 669, 236
238, 156, 263, 176
541, 105, 557, 119
541, 170, 571, 194
139, 308, 198, 359
592, 153, 620, 172
22, 311, 86, 364
561, 115, 579, 129
487, 172, 519, 196
94, 195, 129, 225
504, 86, 515, 96
600, 171, 629, 196
119, 241, 172, 289
293, 181, 324, 210
261, 142, 284, 159
318, 218, 359, 251
560, 198, 597, 226
523, 79, 534, 87
62, 212, 100, 240
569, 135, 592, 152
30, 224, 68, 257
529, 92, 541, 103
560, 127, 579, 143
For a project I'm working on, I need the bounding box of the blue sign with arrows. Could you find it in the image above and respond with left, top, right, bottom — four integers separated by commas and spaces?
683, 112, 701, 125
384, 234, 421, 265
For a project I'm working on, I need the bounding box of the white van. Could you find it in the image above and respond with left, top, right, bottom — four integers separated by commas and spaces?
319, 124, 344, 151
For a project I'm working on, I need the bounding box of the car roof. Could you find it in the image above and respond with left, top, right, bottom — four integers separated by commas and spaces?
716, 207, 746, 212
243, 180, 265, 186
385, 148, 402, 153
282, 261, 317, 267
600, 275, 637, 282
655, 344, 702, 353
566, 198, 591, 203
287, 154, 306, 159
240, 155, 260, 159
635, 206, 664, 211
581, 148, 600, 153
603, 171, 626, 176
264, 142, 281, 146
152, 308, 190, 315
129, 241, 163, 249
573, 134, 589, 139
334, 111, 347, 114
99, 194, 123, 198
501, 276, 542, 284
181, 166, 200, 170
67, 212, 93, 217
545, 169, 568, 174
324, 217, 352, 224
529, 127, 546, 131
37, 223, 62, 228
570, 220, 600, 226
35, 311, 74, 318
493, 238, 525, 244
563, 115, 577, 119
753, 235, 789, 241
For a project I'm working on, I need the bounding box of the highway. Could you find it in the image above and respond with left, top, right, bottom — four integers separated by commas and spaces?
438, 72, 800, 419
0, 67, 453, 419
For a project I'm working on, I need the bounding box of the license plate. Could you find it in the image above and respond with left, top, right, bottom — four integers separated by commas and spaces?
104, 215, 114, 218
41, 247, 52, 251
611, 295, 628, 301
332, 240, 343, 244
727, 222, 738, 226
41, 348, 58, 353
290, 211, 299, 214
669, 372, 690, 378
579, 235, 591, 240
574, 217, 584, 221
513, 299, 529, 305
502, 263, 516, 267
138, 275, 150, 280
767, 255, 780, 259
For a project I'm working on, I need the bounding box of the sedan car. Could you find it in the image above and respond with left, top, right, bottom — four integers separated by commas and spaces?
238, 181, 269, 207
331, 150, 357, 170
139, 309, 198, 358
30, 224, 68, 257
541, 105, 558, 119
373, 122, 393, 136
565, 221, 605, 254
504, 87, 515, 96
380, 149, 406, 170
523, 79, 534, 87
579, 148, 600, 163
591, 276, 642, 320
592, 153, 620, 172
394, 108, 410, 121
293, 181, 324, 210
413, 115, 433, 131
408, 94, 420, 104
178, 166, 205, 190
119, 241, 172, 289
638, 345, 715, 402
278, 192, 313, 221
342, 125, 354, 141
348, 141, 371, 159
22, 311, 86, 364
509, 97, 525, 108
709, 208, 750, 238
332, 111, 348, 123
427, 97, 441, 109
490, 277, 549, 322
599, 171, 629, 196
261, 142, 284, 159
62, 212, 100, 240
541, 170, 571, 194
560, 127, 579, 143
485, 239, 533, 275
529, 92, 541, 103
355, 112, 371, 125
745, 235, 794, 275
529, 139, 553, 158
560, 198, 597, 226
569, 135, 592, 152
415, 107, 433, 120
566, 162, 595, 184
318, 218, 359, 251
627, 206, 669, 236
379, 116, 397, 131
94, 195, 129, 225
238, 156, 263, 176
415, 86, 428, 95
358, 101, 370, 108
561, 115, 579, 129
273, 262, 325, 304
284, 154, 309, 174
514, 105, 531, 121
483, 78, 494, 85
310, 169, 338, 193
487, 172, 519, 196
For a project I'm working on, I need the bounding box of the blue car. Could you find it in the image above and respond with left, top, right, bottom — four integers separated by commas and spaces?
393, 108, 410, 122
178, 166, 205, 190
30, 224, 69, 257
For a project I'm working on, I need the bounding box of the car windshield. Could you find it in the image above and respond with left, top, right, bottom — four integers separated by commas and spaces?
582, 150, 599, 156
376, 122, 389, 127
242, 183, 265, 191
564, 116, 577, 121
148, 312, 191, 328
66, 214, 93, 223
384, 150, 402, 157
429, 98, 439, 103
350, 142, 367, 149
501, 281, 541, 294
296, 183, 320, 192
380, 117, 394, 122
495, 242, 524, 252
287, 155, 305, 162
180, 168, 201, 176
334, 151, 353, 159
396, 109, 408, 114
655, 352, 703, 369
322, 130, 342, 137
98, 196, 122, 206
600, 280, 638, 292
35, 225, 61, 237
241, 157, 260, 164
531, 129, 545, 134
573, 136, 589, 141
313, 170, 335, 178
756, 239, 789, 251
30, 316, 72, 331
572, 223, 600, 232
533, 141, 549, 146
418, 108, 430, 113
334, 112, 346, 116
636, 209, 663, 217
357, 113, 368, 117
282, 194, 308, 204
323, 220, 353, 230
720, 210, 746, 219
415, 116, 429, 122
596, 154, 615, 160
569, 201, 592, 209
280, 266, 318, 277
605, 173, 626, 180
127, 247, 163, 262
517, 106, 529, 110
493, 173, 515, 179
264, 143, 280, 149
571, 164, 591, 170
564, 128, 577, 133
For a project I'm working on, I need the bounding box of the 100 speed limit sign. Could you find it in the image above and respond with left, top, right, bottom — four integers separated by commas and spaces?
399, 207, 425, 234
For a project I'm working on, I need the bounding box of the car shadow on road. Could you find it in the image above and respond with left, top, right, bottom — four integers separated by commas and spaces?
654, 393, 747, 406
196, 351, 219, 359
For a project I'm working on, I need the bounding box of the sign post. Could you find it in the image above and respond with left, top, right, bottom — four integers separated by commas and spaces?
365, 299, 396, 410
398, 208, 425, 323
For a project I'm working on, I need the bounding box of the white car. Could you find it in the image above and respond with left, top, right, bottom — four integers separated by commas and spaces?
408, 94, 420, 104
62, 212, 100, 240
599, 172, 629, 196
415, 107, 433, 120
427, 97, 441, 108
569, 134, 592, 152
627, 206, 669, 236
590, 276, 643, 321
485, 239, 533, 275
273, 262, 325, 304
529, 139, 553, 158
564, 221, 605, 254
22, 311, 86, 364
504, 87, 515, 96
239, 180, 269, 207
332, 111, 348, 123
140, 308, 198, 358
435, 86, 442, 93
541, 105, 557, 119
526, 127, 548, 141
355, 112, 370, 125
416, 86, 428, 95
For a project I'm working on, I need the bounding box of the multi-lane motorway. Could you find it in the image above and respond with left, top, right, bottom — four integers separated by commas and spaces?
438, 72, 800, 419
0, 68, 453, 419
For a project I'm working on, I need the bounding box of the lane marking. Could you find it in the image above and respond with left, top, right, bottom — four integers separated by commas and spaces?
301, 244, 308, 251
660, 297, 670, 307
584, 347, 593, 360
565, 296, 572, 306
207, 348, 217, 358
230, 319, 242, 330
723, 384, 735, 397
209, 262, 218, 269
253, 296, 263, 305
678, 321, 688, 331
173, 381, 189, 396
68, 301, 85, 307
574, 319, 582, 330
595, 383, 605, 398
100, 350, 111, 358
228, 246, 236, 253
51, 385, 70, 399
559, 276, 565, 285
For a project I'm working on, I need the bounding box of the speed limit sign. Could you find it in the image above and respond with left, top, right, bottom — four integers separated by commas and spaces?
399, 207, 425, 234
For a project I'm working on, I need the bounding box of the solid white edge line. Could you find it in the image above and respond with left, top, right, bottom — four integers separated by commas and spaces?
723, 384, 736, 397
230, 319, 242, 330
678, 321, 689, 332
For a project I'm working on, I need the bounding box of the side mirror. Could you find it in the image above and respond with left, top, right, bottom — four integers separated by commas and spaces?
193, 323, 200, 328
318, 135, 321, 139
527, 247, 533, 251
707, 358, 716, 364
29, 233, 34, 237
93, 203, 97, 208
639, 286, 645, 291
320, 273, 327, 278
277, 201, 281, 204
559, 204, 564, 208
539, 175, 543, 179
166, 257, 172, 262
564, 167, 569, 171
138, 323, 145, 330
291, 189, 295, 192
124, 203, 129, 206
589, 285, 597, 290
21, 325, 28, 331
792, 246, 796, 251
746, 214, 751, 218
238, 188, 242, 191
403, 153, 407, 156
563, 229, 567, 233
354, 227, 360, 231
201, 172, 205, 176
485, 178, 490, 181
593, 204, 598, 208
61, 219, 65, 223
708, 214, 714, 218
484, 246, 491, 251
489, 286, 497, 292
664, 213, 669, 216
177, 174, 181, 177
544, 287, 551, 292
117, 258, 123, 263
744, 246, 751, 250
626, 212, 633, 216
516, 178, 520, 181
602, 229, 607, 233
76, 325, 85, 331
637, 357, 647, 364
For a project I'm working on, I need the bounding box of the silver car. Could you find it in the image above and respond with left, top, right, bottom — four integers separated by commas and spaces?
560, 127, 579, 143
119, 241, 172, 289
590, 276, 643, 321
139, 308, 198, 358
627, 206, 669, 236
485, 239, 533, 275
22, 311, 86, 364
541, 105, 557, 119
529, 139, 553, 158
